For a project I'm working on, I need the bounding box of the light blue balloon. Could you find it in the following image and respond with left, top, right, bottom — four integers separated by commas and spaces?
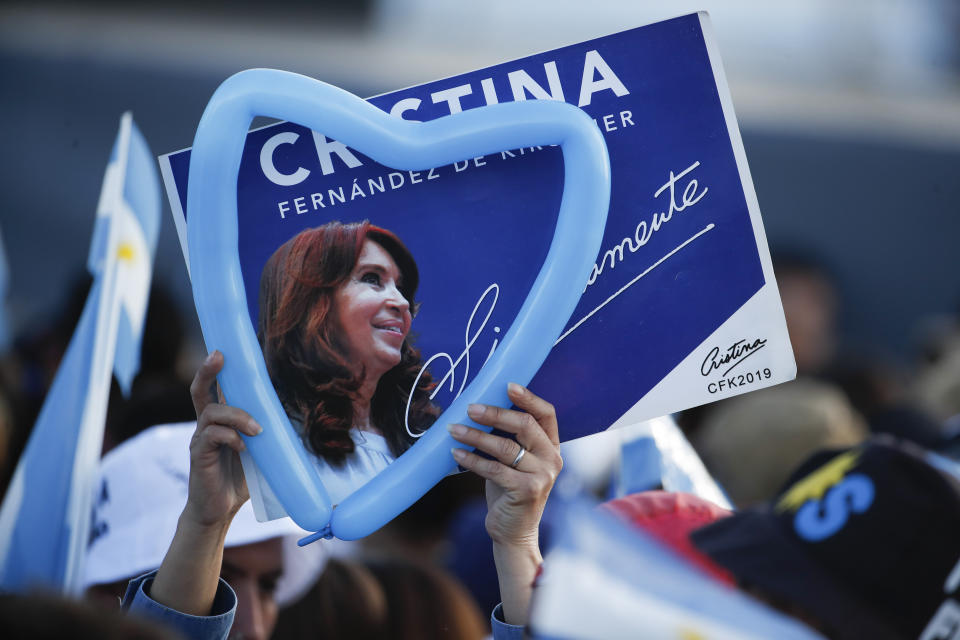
187, 68, 610, 540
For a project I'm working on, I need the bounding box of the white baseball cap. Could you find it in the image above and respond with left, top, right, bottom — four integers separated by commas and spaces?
83, 422, 325, 605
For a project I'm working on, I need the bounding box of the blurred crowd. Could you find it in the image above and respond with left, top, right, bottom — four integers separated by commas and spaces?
0, 245, 958, 639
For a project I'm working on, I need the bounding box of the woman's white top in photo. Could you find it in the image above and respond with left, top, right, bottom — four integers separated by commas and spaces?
241, 427, 395, 522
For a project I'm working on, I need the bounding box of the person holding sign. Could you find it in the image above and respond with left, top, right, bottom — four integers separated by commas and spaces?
250, 220, 440, 512
122, 352, 562, 639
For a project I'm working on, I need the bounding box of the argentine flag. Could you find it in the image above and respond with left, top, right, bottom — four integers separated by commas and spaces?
530, 498, 826, 639
0, 113, 160, 593
615, 416, 732, 510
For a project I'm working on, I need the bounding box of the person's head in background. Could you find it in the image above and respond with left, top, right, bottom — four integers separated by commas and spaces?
0, 591, 180, 640
912, 331, 960, 459
912, 315, 960, 430
691, 436, 960, 640
601, 437, 960, 638
773, 251, 840, 376
273, 557, 387, 640
275, 555, 487, 640
694, 378, 867, 507
365, 556, 488, 640
83, 423, 324, 640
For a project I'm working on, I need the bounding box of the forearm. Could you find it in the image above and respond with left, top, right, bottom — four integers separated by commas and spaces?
150, 512, 230, 616
493, 539, 542, 626
452, 385, 559, 628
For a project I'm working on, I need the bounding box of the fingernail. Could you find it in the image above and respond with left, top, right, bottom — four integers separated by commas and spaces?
508, 382, 525, 396
204, 351, 215, 364
467, 404, 485, 419
448, 424, 467, 437
451, 448, 466, 460
252, 421, 263, 435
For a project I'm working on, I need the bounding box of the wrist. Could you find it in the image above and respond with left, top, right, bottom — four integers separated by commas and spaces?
486, 519, 541, 547
493, 540, 542, 585
492, 538, 542, 565
151, 510, 230, 617
492, 541, 542, 627
177, 508, 233, 543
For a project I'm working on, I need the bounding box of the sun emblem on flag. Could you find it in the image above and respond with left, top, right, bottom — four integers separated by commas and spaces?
117, 242, 136, 262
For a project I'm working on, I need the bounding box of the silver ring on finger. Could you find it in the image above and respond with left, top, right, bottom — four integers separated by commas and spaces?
510, 445, 527, 469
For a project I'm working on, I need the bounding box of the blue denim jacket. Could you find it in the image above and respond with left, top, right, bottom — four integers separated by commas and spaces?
122, 570, 235, 640
491, 603, 526, 639
123, 570, 522, 640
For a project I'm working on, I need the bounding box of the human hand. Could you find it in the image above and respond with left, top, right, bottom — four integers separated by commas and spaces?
449, 382, 562, 546
152, 351, 262, 616
449, 383, 562, 626
184, 350, 259, 529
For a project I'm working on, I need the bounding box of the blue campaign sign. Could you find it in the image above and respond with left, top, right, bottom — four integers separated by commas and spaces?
161, 12, 794, 447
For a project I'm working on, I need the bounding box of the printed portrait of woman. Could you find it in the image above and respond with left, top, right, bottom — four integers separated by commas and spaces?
248, 220, 440, 515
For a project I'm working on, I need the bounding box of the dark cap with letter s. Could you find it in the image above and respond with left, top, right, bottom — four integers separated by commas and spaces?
691, 435, 960, 640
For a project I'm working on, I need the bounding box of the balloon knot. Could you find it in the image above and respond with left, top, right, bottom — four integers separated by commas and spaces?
298, 526, 333, 546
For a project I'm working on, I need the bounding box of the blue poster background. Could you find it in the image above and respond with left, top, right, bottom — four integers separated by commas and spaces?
164, 14, 764, 442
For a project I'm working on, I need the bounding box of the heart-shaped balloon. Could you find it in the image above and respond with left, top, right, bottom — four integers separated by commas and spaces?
187, 68, 609, 540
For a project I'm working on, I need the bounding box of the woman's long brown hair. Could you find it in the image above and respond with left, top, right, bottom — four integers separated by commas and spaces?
257, 221, 438, 466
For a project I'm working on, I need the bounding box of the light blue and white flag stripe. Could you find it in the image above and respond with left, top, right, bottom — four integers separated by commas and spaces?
0, 113, 159, 593
531, 498, 826, 640
615, 416, 732, 510
89, 112, 161, 396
